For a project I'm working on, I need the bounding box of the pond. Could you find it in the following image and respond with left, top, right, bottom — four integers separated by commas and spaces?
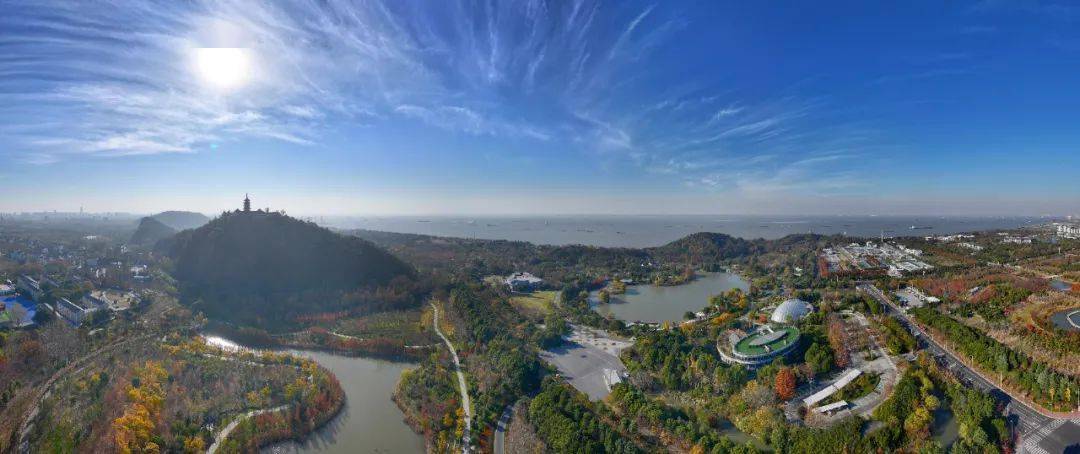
1050, 308, 1080, 332
715, 419, 766, 450
589, 272, 749, 323
931, 406, 959, 448
264, 350, 425, 453
1049, 279, 1071, 292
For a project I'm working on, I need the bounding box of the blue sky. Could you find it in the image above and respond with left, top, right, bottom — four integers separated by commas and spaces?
1, 0, 1078, 215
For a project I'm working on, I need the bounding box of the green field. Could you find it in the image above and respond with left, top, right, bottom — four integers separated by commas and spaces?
510, 290, 558, 317
734, 326, 800, 356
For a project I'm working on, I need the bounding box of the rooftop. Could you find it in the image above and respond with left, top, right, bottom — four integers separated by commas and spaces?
733, 326, 800, 357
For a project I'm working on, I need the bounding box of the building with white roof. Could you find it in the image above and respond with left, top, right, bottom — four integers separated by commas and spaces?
505, 272, 543, 292
770, 298, 813, 324
1057, 223, 1080, 239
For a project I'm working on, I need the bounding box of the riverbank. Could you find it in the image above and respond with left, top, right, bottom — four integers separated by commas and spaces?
204, 323, 434, 363
196, 337, 348, 453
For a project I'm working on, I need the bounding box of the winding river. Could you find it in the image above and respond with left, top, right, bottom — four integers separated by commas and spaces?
263, 350, 425, 453
202, 337, 424, 453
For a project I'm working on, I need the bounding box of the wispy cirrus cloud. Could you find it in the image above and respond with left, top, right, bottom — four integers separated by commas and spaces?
0, 0, 680, 163
1, 0, 891, 203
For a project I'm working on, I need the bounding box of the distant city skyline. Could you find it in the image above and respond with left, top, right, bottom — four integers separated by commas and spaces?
2, 1, 1078, 216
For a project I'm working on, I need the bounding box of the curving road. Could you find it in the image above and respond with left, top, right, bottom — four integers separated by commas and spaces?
492, 404, 513, 454
17, 332, 158, 453
431, 302, 472, 453
857, 283, 1080, 453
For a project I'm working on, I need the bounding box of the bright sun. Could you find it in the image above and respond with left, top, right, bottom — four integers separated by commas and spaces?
195, 48, 251, 90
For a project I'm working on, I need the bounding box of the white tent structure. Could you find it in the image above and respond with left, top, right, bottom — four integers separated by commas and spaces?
770, 298, 813, 323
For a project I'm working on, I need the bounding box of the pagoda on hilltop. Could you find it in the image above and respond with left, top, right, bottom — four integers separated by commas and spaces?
243, 193, 251, 212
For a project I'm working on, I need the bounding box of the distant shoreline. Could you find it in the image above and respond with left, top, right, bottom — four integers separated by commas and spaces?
337, 215, 1046, 248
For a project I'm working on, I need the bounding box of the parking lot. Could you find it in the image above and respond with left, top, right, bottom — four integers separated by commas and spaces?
539, 325, 631, 400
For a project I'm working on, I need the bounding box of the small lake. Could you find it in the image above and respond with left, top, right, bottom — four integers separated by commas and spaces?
1051, 309, 1080, 332
260, 350, 426, 454
589, 272, 749, 323
716, 419, 766, 450
931, 407, 959, 448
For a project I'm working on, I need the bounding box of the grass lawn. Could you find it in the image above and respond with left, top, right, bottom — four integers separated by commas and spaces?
733, 326, 800, 356
510, 290, 558, 318
823, 372, 880, 405
334, 309, 438, 345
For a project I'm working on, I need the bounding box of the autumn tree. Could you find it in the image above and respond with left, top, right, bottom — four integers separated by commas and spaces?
826, 313, 850, 369
775, 367, 797, 401
114, 361, 168, 454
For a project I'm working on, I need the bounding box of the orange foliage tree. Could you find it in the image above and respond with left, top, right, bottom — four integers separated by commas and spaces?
775, 367, 797, 401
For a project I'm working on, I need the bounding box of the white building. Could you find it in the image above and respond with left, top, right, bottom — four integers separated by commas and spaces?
770, 298, 813, 324
505, 272, 543, 292
1057, 223, 1080, 240
57, 297, 100, 325
84, 290, 137, 311
1003, 236, 1033, 244
957, 242, 983, 251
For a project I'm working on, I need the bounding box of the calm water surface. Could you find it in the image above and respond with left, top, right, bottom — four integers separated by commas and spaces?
932, 407, 959, 448
1051, 309, 1080, 332
590, 272, 749, 323
263, 350, 425, 454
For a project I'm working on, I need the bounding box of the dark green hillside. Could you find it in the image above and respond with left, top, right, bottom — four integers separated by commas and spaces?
168, 211, 415, 327
647, 232, 760, 263
129, 216, 177, 245
151, 210, 210, 230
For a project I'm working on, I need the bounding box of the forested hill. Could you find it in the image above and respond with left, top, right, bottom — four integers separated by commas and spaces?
646, 232, 760, 263
129, 216, 177, 245
350, 229, 835, 283
167, 212, 415, 327
151, 210, 209, 230
129, 211, 210, 246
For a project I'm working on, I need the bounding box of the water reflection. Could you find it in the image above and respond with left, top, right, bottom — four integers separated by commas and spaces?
590, 272, 749, 323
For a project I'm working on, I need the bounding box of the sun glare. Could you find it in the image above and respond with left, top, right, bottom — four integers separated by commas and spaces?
195, 47, 250, 90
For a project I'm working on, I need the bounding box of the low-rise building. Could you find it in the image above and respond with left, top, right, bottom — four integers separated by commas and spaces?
1002, 236, 1033, 244
505, 272, 543, 292
17, 275, 44, 301
719, 325, 802, 367
1057, 223, 1080, 240
83, 290, 137, 311
957, 242, 983, 251
56, 297, 100, 325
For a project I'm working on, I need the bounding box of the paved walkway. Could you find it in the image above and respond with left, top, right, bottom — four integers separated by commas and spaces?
492, 404, 513, 454
432, 302, 472, 453
17, 332, 158, 453
206, 405, 289, 454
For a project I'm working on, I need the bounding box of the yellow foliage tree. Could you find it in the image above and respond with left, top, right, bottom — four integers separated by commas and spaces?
114, 361, 168, 454
182, 435, 205, 453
